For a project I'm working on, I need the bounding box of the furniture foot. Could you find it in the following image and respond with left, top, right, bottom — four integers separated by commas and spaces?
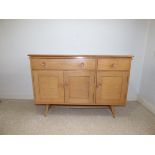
49, 104, 52, 109
109, 105, 115, 118
44, 104, 49, 116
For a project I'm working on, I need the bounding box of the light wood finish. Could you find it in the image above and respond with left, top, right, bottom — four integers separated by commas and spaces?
96, 71, 129, 105
45, 104, 49, 116
29, 54, 132, 117
33, 71, 64, 104
31, 58, 96, 70
28, 54, 133, 58
64, 71, 95, 104
98, 58, 131, 71
109, 105, 115, 118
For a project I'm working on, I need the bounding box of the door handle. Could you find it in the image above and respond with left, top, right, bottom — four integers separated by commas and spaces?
59, 83, 64, 87
64, 81, 69, 86
97, 83, 102, 88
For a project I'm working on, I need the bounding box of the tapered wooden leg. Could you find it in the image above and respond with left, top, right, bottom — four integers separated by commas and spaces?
109, 105, 116, 118
44, 104, 49, 116
49, 104, 52, 109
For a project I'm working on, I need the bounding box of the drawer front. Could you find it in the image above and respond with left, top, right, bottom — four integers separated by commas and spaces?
31, 58, 96, 70
97, 58, 131, 70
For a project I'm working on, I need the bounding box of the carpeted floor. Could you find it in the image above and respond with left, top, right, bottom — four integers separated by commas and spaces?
0, 100, 155, 135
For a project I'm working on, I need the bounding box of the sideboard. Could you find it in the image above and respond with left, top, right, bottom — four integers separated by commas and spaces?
28, 54, 133, 117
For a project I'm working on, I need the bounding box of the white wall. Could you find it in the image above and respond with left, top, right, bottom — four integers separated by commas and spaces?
138, 20, 155, 113
0, 19, 148, 100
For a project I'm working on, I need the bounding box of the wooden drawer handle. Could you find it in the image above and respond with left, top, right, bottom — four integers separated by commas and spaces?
80, 62, 85, 68
110, 63, 115, 68
41, 62, 46, 66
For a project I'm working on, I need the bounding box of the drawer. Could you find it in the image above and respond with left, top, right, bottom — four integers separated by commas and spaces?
31, 58, 96, 70
97, 58, 131, 70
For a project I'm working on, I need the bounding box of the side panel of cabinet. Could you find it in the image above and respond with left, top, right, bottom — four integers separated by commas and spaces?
64, 71, 95, 105
32, 70, 64, 104
96, 71, 129, 105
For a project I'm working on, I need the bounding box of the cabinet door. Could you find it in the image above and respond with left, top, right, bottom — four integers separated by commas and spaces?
96, 71, 129, 105
64, 71, 95, 104
33, 71, 64, 104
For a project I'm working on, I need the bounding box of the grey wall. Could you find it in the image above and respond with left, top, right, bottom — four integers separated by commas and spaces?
139, 20, 155, 112
0, 19, 148, 100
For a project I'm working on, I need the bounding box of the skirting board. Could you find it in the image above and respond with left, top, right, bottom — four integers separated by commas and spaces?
138, 95, 155, 115
0, 93, 33, 99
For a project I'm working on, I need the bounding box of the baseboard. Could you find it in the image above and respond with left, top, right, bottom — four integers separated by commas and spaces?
0, 93, 33, 99
137, 95, 155, 115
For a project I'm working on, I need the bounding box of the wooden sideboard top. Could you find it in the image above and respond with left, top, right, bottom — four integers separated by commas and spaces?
28, 54, 133, 59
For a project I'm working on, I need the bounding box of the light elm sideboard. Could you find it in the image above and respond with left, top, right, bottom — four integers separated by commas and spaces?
28, 54, 133, 117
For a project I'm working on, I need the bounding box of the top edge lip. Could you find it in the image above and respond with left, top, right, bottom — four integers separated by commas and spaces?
28, 54, 134, 58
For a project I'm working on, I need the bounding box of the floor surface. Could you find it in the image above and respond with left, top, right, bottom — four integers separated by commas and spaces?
0, 100, 155, 134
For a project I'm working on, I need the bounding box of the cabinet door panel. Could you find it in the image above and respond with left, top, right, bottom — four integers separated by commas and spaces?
33, 71, 64, 104
64, 71, 95, 104
96, 71, 129, 105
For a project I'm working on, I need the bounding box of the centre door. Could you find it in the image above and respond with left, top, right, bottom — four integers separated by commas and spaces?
64, 71, 95, 104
